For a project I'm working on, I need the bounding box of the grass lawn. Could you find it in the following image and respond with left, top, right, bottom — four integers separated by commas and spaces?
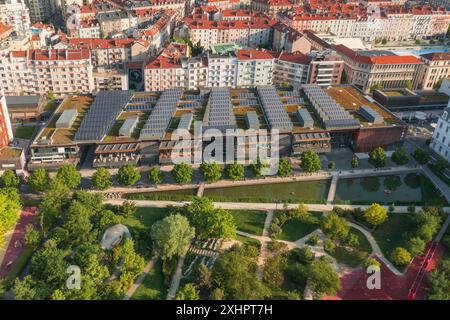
131, 259, 166, 300
277, 212, 322, 242
329, 246, 368, 268
3, 247, 34, 286
372, 213, 414, 261
230, 210, 267, 236
236, 234, 261, 249
14, 126, 36, 139
123, 207, 169, 232
44, 100, 58, 112
420, 175, 449, 206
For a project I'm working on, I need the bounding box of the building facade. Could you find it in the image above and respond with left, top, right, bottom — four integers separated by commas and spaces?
431, 107, 450, 161
414, 52, 450, 90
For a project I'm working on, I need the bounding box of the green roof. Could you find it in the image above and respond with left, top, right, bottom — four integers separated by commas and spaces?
210, 43, 243, 55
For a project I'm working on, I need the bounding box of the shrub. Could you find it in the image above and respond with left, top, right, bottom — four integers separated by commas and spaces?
307, 234, 319, 246
323, 239, 336, 253
391, 247, 412, 266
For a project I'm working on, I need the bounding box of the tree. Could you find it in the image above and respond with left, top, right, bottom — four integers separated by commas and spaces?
1, 170, 21, 188
197, 262, 212, 290
413, 148, 430, 164
0, 188, 21, 248
392, 147, 409, 165
200, 161, 222, 183
364, 203, 388, 226
150, 214, 195, 259
225, 162, 245, 181
328, 161, 335, 170
323, 239, 336, 253
205, 209, 236, 239
171, 163, 193, 184
250, 157, 268, 177
212, 245, 269, 299
13, 276, 38, 300
369, 147, 386, 168
321, 211, 350, 241
63, 200, 94, 246
278, 158, 293, 177
391, 247, 412, 266
56, 164, 81, 189
306, 257, 341, 299
120, 200, 136, 218
407, 237, 426, 256
95, 210, 123, 232
25, 224, 42, 249
47, 90, 56, 101
92, 167, 112, 190
428, 258, 450, 300
148, 166, 164, 185
27, 168, 50, 192
351, 157, 359, 168
117, 164, 141, 186
381, 38, 387, 45
404, 80, 413, 90
30, 240, 68, 287
263, 253, 287, 289
176, 283, 200, 300
50, 289, 66, 300
300, 150, 321, 173
370, 82, 384, 92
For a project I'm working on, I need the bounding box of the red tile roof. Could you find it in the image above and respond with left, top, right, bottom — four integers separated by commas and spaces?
278, 51, 311, 64
68, 38, 136, 49
28, 49, 91, 61
334, 45, 422, 65
421, 52, 450, 61
237, 49, 276, 60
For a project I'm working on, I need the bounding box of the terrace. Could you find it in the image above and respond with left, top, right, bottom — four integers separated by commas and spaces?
326, 86, 402, 127
34, 95, 93, 146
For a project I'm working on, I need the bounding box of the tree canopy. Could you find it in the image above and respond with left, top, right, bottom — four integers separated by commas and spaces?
200, 161, 222, 183
306, 257, 341, 299
171, 163, 193, 184
176, 283, 200, 300
56, 164, 81, 189
278, 158, 293, 177
369, 147, 386, 168
300, 150, 321, 173
321, 211, 350, 241
92, 167, 112, 190
225, 162, 245, 181
27, 168, 50, 192
413, 148, 430, 165
0, 188, 21, 248
391, 247, 412, 266
364, 203, 388, 226
148, 166, 164, 185
1, 169, 21, 188
392, 147, 409, 165
117, 164, 141, 186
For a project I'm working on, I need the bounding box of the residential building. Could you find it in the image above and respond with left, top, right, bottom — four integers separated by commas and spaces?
0, 96, 13, 148
93, 68, 129, 91
77, 19, 101, 38
431, 107, 450, 161
414, 52, 450, 90
0, 0, 31, 35
334, 45, 422, 93
97, 10, 138, 37
237, 49, 275, 87
251, 0, 293, 17
273, 51, 310, 86
207, 52, 238, 87
0, 22, 12, 41
25, 0, 53, 22
272, 23, 311, 54
308, 50, 344, 86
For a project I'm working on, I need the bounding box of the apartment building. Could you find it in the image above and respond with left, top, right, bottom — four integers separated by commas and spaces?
251, 0, 293, 17
0, 22, 13, 41
25, 0, 54, 22
0, 96, 13, 148
77, 19, 101, 38
431, 107, 450, 161
207, 52, 238, 87
272, 23, 312, 54
308, 51, 344, 87
273, 51, 310, 86
0, 48, 94, 96
0, 0, 31, 35
186, 56, 208, 90
236, 49, 275, 87
97, 10, 138, 37
335, 45, 422, 93
185, 19, 273, 50
414, 52, 450, 90
144, 43, 188, 91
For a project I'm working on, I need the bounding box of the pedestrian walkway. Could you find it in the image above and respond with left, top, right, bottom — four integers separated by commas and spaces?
196, 183, 205, 197
327, 174, 338, 204
422, 165, 450, 203
167, 254, 186, 300
123, 257, 158, 300
256, 210, 274, 280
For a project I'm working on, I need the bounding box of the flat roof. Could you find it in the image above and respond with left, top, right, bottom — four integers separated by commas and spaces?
5, 95, 43, 108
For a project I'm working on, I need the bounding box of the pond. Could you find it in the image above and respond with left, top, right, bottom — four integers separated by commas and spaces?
334, 173, 422, 204
202, 179, 331, 203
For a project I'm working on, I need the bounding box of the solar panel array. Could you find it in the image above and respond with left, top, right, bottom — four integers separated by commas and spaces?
125, 104, 153, 111
203, 87, 237, 131
140, 88, 183, 140
184, 95, 202, 101
180, 101, 202, 109
75, 91, 133, 141
238, 93, 256, 99
177, 113, 193, 131
256, 86, 293, 132
131, 95, 157, 103
285, 97, 304, 104
239, 99, 258, 106
302, 85, 360, 130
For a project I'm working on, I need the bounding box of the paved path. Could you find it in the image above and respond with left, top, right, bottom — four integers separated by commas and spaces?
123, 257, 158, 300
167, 254, 186, 300
197, 183, 205, 197
435, 214, 450, 243
422, 165, 450, 203
256, 210, 274, 280
104, 199, 450, 214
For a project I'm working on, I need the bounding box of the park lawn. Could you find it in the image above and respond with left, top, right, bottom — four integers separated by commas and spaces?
277, 212, 322, 242
349, 228, 373, 253
236, 234, 261, 249
329, 246, 368, 268
420, 175, 449, 206
230, 210, 267, 236
131, 259, 166, 300
123, 207, 169, 232
14, 126, 36, 139
3, 247, 34, 286
372, 213, 414, 260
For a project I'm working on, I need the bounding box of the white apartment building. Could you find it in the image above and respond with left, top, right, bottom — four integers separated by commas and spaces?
414, 52, 450, 90
431, 107, 450, 161
185, 56, 208, 90
207, 53, 237, 87
77, 20, 101, 38
236, 49, 275, 88
0, 0, 31, 35
0, 48, 94, 96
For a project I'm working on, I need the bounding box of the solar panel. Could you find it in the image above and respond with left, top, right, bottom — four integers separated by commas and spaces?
139, 88, 183, 139
302, 85, 360, 130
177, 113, 193, 131
256, 86, 293, 132
74, 91, 133, 141
203, 87, 237, 132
